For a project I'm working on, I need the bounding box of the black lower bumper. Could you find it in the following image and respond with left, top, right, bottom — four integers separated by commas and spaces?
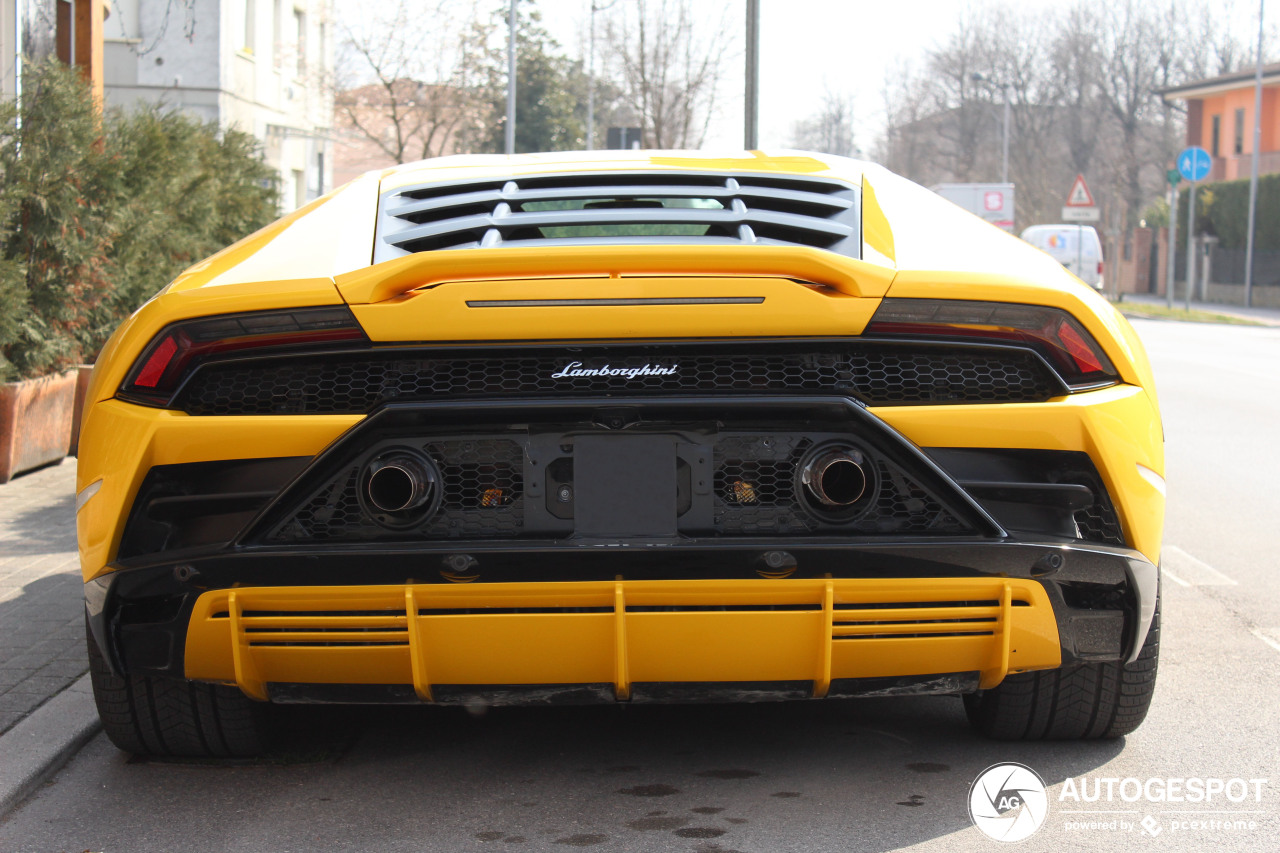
86, 536, 1158, 687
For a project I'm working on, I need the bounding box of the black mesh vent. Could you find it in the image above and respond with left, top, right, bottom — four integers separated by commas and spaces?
176, 344, 1060, 416
271, 439, 524, 542
1069, 471, 1125, 547
713, 436, 967, 536
374, 170, 861, 262
266, 431, 972, 545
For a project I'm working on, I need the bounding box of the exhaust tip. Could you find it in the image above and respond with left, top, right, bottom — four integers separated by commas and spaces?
363, 451, 438, 518
800, 447, 871, 510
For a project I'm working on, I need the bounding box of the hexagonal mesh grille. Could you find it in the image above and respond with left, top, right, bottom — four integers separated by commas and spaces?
1068, 470, 1125, 546
177, 344, 1058, 415
271, 439, 524, 542
713, 436, 968, 536
267, 429, 970, 544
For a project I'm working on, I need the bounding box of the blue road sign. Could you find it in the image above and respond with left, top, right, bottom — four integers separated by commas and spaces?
1178, 147, 1211, 182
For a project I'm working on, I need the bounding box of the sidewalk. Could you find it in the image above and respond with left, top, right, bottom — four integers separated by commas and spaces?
0, 459, 84, 734
1116, 291, 1280, 327
0, 458, 100, 815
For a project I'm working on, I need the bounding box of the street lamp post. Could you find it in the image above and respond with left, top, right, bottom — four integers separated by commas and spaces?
506, 0, 517, 156
587, 0, 622, 152
745, 0, 759, 149
1244, 0, 1265, 307
1000, 87, 1010, 184
587, 2, 598, 151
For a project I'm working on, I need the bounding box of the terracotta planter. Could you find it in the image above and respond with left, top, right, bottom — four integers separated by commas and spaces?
69, 364, 95, 457
0, 370, 78, 483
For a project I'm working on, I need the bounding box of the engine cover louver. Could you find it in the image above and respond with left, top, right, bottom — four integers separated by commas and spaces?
374, 171, 862, 262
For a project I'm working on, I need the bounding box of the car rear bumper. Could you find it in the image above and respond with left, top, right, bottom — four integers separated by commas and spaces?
85, 538, 1159, 704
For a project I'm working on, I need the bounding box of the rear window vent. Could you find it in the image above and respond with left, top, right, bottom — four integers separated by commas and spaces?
374, 171, 861, 263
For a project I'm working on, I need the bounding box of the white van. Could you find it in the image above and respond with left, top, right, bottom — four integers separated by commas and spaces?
1020, 224, 1104, 290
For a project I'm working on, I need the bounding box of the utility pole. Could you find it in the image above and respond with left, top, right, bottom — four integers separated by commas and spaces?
1166, 179, 1179, 309
745, 0, 759, 149
1245, 0, 1265, 307
1185, 182, 1198, 311
1000, 84, 1010, 184
505, 0, 517, 156
587, 3, 597, 150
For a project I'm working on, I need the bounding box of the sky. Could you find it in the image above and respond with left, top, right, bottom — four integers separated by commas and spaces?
535, 0, 1050, 151
337, 0, 1266, 154
536, 0, 1046, 151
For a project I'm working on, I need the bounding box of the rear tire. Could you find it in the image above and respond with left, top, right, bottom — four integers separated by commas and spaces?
88, 627, 269, 757
964, 592, 1159, 740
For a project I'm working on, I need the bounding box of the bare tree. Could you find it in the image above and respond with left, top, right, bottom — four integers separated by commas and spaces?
1179, 0, 1275, 79
877, 0, 1243, 233
790, 90, 857, 157
334, 0, 496, 164
1092, 0, 1182, 233
877, 59, 936, 181
600, 0, 730, 149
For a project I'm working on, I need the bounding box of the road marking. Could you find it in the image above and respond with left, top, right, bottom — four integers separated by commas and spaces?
1162, 545, 1237, 586
1249, 628, 1280, 655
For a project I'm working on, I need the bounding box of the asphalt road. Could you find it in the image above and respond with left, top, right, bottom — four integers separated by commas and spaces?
2, 317, 1278, 853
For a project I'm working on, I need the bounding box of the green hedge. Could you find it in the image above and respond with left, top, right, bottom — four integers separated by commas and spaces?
0, 61, 278, 380
1178, 173, 1280, 251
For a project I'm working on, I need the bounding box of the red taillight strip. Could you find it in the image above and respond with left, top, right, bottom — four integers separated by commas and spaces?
120, 307, 369, 407
865, 299, 1117, 390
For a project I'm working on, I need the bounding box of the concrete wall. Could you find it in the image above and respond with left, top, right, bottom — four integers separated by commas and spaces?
1204, 282, 1280, 309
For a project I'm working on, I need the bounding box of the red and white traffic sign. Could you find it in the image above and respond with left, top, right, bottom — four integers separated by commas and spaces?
1065, 174, 1095, 207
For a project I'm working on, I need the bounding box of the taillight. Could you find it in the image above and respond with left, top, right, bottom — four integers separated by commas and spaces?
864, 299, 1118, 390
119, 307, 368, 407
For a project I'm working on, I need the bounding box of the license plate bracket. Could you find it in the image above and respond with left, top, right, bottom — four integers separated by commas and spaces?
573, 434, 677, 537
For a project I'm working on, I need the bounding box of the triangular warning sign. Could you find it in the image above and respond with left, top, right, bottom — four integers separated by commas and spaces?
1065, 174, 1095, 207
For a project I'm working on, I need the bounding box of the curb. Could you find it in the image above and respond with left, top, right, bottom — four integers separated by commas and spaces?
0, 673, 101, 817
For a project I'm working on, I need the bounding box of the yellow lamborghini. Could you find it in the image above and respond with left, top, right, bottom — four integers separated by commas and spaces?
76, 151, 1163, 756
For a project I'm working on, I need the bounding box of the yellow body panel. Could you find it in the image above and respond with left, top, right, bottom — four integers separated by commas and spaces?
76, 384, 1165, 580
76, 401, 361, 580
875, 384, 1165, 563
185, 578, 1062, 701
336, 243, 895, 304
350, 275, 881, 343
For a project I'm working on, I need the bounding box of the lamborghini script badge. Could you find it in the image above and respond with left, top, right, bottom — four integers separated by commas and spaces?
551, 361, 678, 380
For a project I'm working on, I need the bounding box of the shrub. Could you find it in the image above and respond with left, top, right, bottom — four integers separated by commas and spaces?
1178, 173, 1280, 251
0, 61, 279, 381
0, 60, 117, 378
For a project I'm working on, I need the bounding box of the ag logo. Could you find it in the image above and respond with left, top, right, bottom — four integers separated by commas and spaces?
968, 762, 1049, 842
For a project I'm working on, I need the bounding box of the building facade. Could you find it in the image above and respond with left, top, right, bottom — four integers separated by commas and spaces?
1161, 63, 1280, 183
103, 0, 333, 212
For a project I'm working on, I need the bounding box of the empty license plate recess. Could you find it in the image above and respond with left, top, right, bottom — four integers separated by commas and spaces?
573, 434, 678, 537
